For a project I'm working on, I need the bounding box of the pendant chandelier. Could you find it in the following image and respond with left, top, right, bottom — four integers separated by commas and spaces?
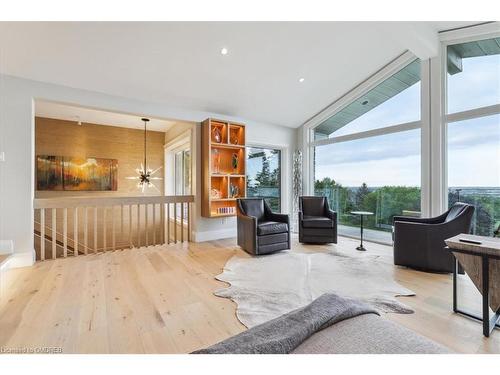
126, 118, 162, 193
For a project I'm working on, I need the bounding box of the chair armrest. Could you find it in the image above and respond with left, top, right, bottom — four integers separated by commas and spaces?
394, 220, 458, 241
326, 210, 337, 221
393, 213, 446, 225
394, 220, 430, 235
237, 212, 258, 254
298, 211, 303, 223
268, 212, 290, 225
238, 213, 258, 229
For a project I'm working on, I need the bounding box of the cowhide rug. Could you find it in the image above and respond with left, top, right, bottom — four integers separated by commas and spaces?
214, 248, 415, 328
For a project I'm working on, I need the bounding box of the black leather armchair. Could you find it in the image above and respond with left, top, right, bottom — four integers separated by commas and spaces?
393, 202, 475, 273
236, 198, 290, 256
298, 196, 338, 244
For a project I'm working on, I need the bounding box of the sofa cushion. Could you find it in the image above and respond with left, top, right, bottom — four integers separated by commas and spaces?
258, 242, 290, 254
258, 232, 288, 246
302, 216, 333, 228
302, 227, 336, 237
292, 314, 450, 354
257, 221, 289, 236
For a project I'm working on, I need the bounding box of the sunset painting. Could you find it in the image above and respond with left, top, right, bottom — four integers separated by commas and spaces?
37, 155, 118, 191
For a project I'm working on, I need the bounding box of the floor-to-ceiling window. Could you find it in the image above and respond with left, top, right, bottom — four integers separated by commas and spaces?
312, 58, 422, 244
246, 146, 281, 212
446, 36, 500, 236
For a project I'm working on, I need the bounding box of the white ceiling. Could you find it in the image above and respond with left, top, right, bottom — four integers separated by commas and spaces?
0, 22, 477, 128
36, 100, 185, 132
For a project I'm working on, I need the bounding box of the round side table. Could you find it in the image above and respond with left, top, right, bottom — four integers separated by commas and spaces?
350, 211, 374, 251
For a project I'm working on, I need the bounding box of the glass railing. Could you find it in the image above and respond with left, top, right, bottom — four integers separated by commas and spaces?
247, 186, 281, 212
448, 188, 500, 237
315, 185, 421, 244
313, 185, 500, 242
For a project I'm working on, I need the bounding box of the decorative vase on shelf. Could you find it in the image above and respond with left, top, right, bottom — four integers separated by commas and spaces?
210, 188, 221, 199
212, 149, 221, 174
212, 127, 222, 143
230, 184, 240, 198
230, 133, 239, 145
231, 153, 239, 173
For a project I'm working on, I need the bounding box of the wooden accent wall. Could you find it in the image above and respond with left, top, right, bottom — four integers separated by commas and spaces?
35, 117, 165, 198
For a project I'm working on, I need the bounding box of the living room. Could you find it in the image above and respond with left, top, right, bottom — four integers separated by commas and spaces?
0, 2, 499, 373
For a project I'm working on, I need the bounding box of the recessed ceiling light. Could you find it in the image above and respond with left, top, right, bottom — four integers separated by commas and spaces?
220, 47, 228, 55
299, 78, 305, 83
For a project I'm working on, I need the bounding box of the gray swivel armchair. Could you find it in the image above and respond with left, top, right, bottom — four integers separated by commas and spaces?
393, 202, 475, 273
298, 196, 338, 244
236, 198, 290, 256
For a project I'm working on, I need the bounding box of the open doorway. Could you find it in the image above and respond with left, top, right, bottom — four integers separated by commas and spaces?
33, 99, 195, 260
164, 128, 194, 241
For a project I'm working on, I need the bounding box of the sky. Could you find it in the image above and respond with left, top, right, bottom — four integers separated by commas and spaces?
314, 53, 500, 188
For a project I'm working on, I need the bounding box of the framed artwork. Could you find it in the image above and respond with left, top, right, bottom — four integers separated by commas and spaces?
37, 155, 118, 191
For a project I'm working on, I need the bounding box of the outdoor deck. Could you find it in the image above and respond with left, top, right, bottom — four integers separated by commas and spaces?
339, 224, 392, 245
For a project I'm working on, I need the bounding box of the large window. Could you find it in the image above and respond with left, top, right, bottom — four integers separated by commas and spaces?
446, 37, 500, 236
246, 147, 281, 212
312, 59, 422, 244
447, 38, 500, 113
314, 59, 421, 140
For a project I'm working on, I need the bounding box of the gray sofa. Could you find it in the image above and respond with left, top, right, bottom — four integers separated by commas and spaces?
194, 313, 449, 354
193, 293, 450, 354
393, 202, 475, 273
292, 314, 449, 354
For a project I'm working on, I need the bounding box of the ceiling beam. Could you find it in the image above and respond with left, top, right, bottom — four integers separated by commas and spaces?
378, 23, 440, 60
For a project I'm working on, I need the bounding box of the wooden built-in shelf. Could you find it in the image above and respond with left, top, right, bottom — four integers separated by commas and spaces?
211, 174, 245, 178
202, 118, 246, 218
211, 198, 237, 202
211, 143, 245, 150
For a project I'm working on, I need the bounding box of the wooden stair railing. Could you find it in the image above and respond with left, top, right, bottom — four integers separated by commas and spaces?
34, 219, 94, 256
35, 227, 77, 256
34, 195, 194, 261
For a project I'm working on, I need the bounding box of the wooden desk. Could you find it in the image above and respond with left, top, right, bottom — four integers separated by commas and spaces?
445, 234, 500, 337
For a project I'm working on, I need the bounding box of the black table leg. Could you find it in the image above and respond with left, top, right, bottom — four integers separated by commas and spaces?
452, 252, 500, 337
482, 255, 490, 337
356, 215, 366, 251
453, 258, 457, 312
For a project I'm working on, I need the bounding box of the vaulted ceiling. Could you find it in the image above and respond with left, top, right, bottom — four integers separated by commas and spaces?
0, 22, 476, 128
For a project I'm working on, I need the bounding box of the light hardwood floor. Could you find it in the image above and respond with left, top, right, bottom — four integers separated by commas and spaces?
0, 235, 498, 354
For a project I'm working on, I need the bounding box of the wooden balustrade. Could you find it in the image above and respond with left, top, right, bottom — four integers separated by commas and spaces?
33, 195, 194, 261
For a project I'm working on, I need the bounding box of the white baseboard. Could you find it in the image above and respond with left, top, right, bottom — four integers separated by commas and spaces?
193, 228, 237, 242
0, 240, 14, 255
6, 250, 35, 269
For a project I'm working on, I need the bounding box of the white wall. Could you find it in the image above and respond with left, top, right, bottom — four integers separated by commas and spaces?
0, 74, 297, 266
